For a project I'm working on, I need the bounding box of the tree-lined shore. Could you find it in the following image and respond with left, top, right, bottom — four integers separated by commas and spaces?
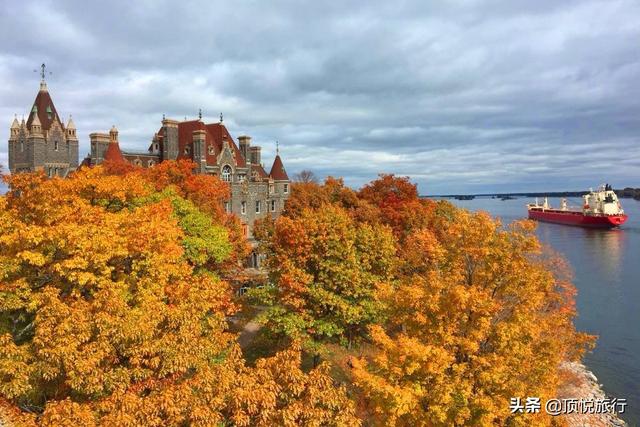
0, 164, 596, 426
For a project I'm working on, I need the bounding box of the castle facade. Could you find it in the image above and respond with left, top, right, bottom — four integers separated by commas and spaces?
8, 78, 290, 262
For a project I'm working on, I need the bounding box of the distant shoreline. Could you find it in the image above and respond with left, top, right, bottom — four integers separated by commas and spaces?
425, 188, 640, 200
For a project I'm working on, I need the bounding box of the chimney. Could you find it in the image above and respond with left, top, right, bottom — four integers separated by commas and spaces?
238, 135, 251, 161
249, 146, 261, 165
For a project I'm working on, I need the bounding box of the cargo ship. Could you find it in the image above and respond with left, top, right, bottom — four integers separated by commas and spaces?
527, 184, 628, 228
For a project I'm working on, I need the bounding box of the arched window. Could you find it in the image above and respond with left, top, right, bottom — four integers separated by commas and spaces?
147, 160, 155, 167
208, 145, 215, 155
54, 140, 59, 151
222, 165, 232, 182
134, 159, 142, 166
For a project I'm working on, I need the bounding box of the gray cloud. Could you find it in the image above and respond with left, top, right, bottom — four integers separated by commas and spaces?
1, 0, 639, 194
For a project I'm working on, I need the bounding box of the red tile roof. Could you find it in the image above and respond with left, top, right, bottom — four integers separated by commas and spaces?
104, 141, 126, 163
148, 120, 247, 168
205, 123, 246, 167
26, 88, 63, 132
269, 155, 288, 180
253, 164, 269, 179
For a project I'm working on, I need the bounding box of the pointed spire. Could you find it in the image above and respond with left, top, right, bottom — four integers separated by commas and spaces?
30, 112, 42, 135
11, 114, 19, 129
269, 150, 289, 181
199, 108, 202, 120
66, 115, 75, 129
31, 113, 41, 127
219, 112, 223, 123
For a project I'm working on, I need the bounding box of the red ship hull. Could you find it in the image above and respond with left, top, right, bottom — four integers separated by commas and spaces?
528, 208, 627, 228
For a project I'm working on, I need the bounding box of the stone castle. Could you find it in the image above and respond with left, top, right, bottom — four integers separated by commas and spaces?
7, 78, 79, 176
8, 75, 290, 266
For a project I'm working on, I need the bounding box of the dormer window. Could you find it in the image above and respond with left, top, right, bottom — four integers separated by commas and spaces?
184, 146, 191, 155
222, 165, 232, 182
208, 145, 215, 155
46, 106, 52, 120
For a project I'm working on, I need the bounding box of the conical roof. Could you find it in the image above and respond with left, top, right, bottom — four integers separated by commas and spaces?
269, 155, 289, 180
26, 83, 63, 132
11, 115, 19, 129
103, 139, 125, 163
66, 115, 76, 129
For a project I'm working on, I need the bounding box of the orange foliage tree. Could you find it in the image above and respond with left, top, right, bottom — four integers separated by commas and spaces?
0, 168, 236, 422
0, 168, 359, 426
108, 159, 250, 274
357, 174, 436, 241
351, 210, 594, 426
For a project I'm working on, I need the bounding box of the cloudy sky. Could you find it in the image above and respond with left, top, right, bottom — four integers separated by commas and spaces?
1, 0, 639, 194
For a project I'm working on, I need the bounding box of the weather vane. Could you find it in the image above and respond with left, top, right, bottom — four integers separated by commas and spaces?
34, 63, 51, 80
219, 112, 223, 123
199, 108, 202, 120
276, 140, 279, 155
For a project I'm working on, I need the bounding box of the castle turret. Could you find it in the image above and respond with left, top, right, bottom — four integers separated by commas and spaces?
269, 154, 289, 181
66, 116, 79, 168
66, 116, 77, 140
9, 115, 19, 140
30, 113, 43, 135
103, 126, 125, 163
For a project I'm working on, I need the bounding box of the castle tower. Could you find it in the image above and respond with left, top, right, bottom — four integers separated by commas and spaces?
8, 65, 78, 175
7, 116, 20, 172
66, 116, 79, 168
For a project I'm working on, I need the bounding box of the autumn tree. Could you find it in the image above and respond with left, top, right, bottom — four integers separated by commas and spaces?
351, 209, 594, 426
106, 159, 250, 274
227, 344, 360, 427
358, 174, 436, 241
254, 204, 396, 362
0, 167, 361, 426
0, 168, 237, 423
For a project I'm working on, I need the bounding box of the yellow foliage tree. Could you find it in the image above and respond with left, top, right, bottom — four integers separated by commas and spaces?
351, 208, 594, 426
0, 167, 359, 426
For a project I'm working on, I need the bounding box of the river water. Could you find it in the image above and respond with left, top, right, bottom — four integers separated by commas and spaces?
445, 196, 640, 425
